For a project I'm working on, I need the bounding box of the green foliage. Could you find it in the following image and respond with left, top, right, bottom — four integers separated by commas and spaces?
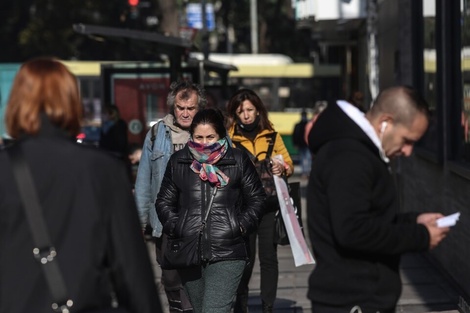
0, 0, 310, 62
0, 0, 133, 61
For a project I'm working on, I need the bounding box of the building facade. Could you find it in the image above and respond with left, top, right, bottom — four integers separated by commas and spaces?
295, 0, 470, 307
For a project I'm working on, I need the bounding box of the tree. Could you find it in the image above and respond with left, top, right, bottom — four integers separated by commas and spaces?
156, 0, 179, 36
0, 0, 311, 62
0, 0, 146, 61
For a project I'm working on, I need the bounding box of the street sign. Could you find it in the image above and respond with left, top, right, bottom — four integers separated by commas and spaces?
186, 3, 215, 31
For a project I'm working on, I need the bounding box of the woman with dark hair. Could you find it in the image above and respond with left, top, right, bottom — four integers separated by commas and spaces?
156, 108, 265, 313
0, 57, 163, 313
226, 88, 294, 313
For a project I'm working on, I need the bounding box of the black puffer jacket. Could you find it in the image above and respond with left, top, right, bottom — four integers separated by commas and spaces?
156, 145, 265, 262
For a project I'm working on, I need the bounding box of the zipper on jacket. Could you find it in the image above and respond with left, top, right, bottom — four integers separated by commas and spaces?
201, 183, 211, 262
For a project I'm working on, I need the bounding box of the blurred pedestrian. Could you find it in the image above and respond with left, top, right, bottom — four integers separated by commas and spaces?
134, 80, 206, 313
99, 104, 129, 159
0, 57, 163, 313
99, 104, 132, 181
292, 109, 311, 178
307, 86, 450, 313
304, 101, 328, 146
128, 143, 143, 188
128, 144, 143, 165
348, 90, 366, 112
226, 88, 294, 313
156, 108, 265, 313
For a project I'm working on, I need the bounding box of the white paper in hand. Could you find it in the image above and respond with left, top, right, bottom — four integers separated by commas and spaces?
436, 212, 460, 228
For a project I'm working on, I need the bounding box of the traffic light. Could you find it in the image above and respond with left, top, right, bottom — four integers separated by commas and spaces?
128, 0, 140, 19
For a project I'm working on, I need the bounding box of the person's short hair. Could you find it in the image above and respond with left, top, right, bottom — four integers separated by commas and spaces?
226, 88, 273, 132
370, 85, 429, 126
6, 57, 82, 138
348, 91, 364, 104
102, 104, 120, 121
190, 108, 227, 139
313, 101, 328, 115
167, 80, 206, 114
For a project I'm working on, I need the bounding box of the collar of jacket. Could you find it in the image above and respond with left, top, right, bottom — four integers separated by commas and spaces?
228, 125, 275, 143
337, 100, 389, 163
18, 113, 73, 142
309, 101, 388, 164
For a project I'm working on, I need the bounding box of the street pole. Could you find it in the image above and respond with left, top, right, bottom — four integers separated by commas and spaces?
201, 0, 209, 60
250, 0, 258, 54
367, 0, 379, 101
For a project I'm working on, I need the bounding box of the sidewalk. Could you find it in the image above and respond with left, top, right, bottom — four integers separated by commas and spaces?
147, 172, 462, 313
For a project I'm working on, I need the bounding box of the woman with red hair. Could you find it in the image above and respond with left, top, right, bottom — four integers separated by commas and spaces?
0, 57, 163, 313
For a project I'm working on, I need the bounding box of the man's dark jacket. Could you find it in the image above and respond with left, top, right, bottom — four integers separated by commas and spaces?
156, 145, 265, 263
306, 102, 430, 312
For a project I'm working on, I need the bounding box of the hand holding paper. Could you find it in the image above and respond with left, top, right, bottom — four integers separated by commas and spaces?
436, 212, 460, 228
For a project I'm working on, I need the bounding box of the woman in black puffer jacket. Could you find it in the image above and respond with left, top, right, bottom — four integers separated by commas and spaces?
156, 109, 265, 313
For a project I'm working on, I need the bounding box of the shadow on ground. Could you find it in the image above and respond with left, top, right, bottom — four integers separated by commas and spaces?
245, 295, 307, 313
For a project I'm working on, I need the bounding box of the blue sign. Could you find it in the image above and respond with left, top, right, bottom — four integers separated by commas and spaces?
186, 3, 215, 31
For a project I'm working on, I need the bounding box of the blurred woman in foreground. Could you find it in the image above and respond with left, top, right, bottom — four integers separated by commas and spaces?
0, 57, 162, 313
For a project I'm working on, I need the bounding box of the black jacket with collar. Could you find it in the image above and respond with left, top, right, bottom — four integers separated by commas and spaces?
306, 102, 430, 312
156, 144, 265, 263
0, 120, 162, 313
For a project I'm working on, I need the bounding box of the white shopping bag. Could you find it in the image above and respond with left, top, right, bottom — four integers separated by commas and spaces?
273, 174, 315, 267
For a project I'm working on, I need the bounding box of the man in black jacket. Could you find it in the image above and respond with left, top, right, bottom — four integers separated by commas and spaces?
306, 86, 450, 313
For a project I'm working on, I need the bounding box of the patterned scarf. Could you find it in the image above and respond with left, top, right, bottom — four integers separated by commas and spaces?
188, 138, 230, 187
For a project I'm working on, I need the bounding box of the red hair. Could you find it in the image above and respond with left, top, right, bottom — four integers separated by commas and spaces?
5, 57, 82, 138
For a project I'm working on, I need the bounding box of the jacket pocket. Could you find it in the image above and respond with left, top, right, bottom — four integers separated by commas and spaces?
150, 151, 165, 161
227, 207, 242, 237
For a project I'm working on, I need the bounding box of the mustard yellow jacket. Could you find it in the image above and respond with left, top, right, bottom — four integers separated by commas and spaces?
228, 125, 294, 177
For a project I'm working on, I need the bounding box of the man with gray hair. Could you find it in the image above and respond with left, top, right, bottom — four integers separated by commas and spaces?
135, 80, 206, 313
306, 86, 450, 313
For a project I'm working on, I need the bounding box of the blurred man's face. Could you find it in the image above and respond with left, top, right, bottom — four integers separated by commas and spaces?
173, 91, 198, 129
381, 113, 428, 158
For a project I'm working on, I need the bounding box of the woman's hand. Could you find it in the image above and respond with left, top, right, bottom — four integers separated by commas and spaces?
270, 159, 285, 176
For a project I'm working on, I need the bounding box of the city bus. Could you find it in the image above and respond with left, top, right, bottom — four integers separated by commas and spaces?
0, 55, 341, 156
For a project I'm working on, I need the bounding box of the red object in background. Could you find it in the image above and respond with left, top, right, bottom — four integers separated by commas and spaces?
113, 77, 171, 146
128, 0, 139, 6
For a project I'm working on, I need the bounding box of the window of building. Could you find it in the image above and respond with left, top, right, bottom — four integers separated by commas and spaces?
460, 0, 470, 162
416, 0, 439, 155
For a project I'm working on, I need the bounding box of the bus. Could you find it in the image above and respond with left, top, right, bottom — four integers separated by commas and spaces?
0, 55, 341, 155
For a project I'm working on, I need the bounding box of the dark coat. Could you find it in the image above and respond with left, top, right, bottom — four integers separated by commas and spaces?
0, 121, 162, 313
306, 102, 430, 312
156, 145, 265, 263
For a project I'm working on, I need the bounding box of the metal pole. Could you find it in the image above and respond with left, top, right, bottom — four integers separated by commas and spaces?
250, 0, 258, 54
201, 0, 209, 60
367, 0, 379, 101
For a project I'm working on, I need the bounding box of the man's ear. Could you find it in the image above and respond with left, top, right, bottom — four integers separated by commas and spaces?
378, 115, 393, 129
381, 121, 389, 133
